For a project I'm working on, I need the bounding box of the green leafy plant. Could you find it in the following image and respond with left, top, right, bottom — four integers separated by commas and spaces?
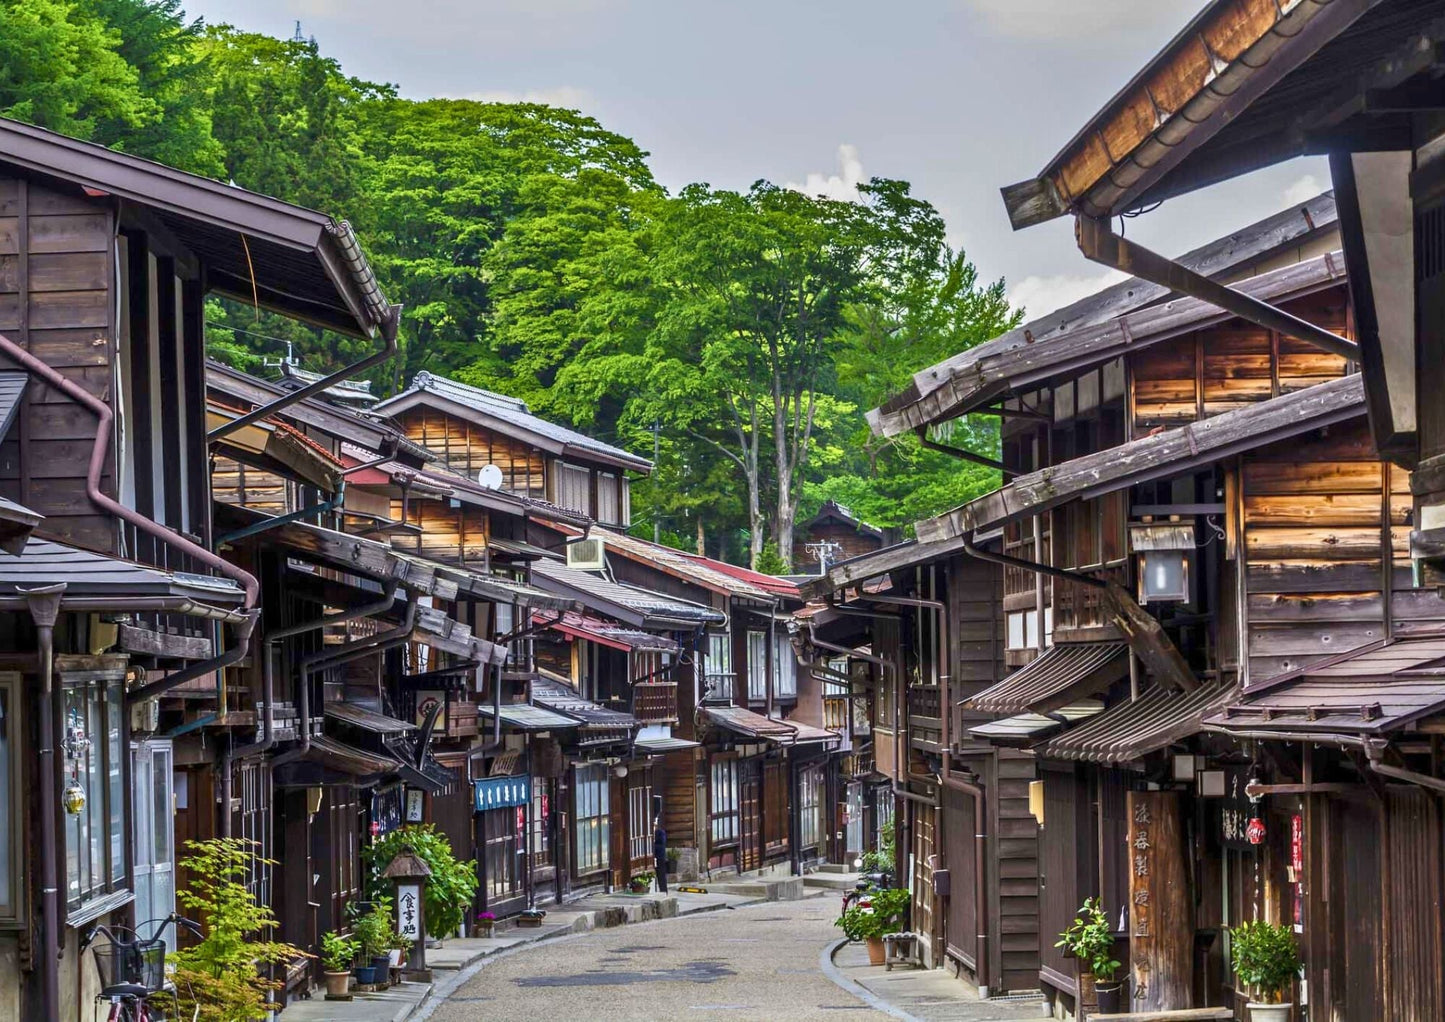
353, 897, 394, 959
319, 931, 358, 973
1230, 920, 1300, 1003
362, 825, 479, 939
630, 870, 655, 889
859, 828, 896, 875
835, 887, 910, 941
1055, 897, 1121, 984
169, 838, 307, 1022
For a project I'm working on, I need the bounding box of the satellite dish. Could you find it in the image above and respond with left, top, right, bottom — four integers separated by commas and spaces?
477, 464, 503, 490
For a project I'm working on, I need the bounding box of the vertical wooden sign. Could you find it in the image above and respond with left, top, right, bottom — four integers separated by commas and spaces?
1126, 790, 1192, 1011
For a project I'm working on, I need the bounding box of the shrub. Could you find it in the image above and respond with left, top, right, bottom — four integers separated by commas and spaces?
319, 932, 358, 973
1055, 897, 1121, 984
1230, 920, 1300, 1003
835, 887, 910, 941
353, 897, 394, 959
362, 825, 479, 939
169, 838, 307, 1022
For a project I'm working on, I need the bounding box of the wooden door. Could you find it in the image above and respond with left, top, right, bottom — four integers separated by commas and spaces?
739, 758, 763, 872
763, 760, 788, 861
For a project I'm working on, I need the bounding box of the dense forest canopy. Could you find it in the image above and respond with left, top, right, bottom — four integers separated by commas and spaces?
0, 0, 1023, 569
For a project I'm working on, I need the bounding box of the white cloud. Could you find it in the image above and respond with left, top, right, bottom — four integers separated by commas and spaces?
450, 86, 595, 111
1282, 173, 1327, 207
786, 144, 864, 202
962, 0, 1199, 40
1007, 268, 1130, 320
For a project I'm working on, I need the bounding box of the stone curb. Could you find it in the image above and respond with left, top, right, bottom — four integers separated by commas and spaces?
819, 938, 923, 1022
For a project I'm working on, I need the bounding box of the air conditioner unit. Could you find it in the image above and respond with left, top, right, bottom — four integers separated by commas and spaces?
130, 698, 159, 735
566, 535, 606, 571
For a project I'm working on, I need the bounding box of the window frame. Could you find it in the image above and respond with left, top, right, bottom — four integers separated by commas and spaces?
573, 764, 610, 876
705, 631, 733, 701
62, 668, 130, 916
709, 757, 739, 848
627, 777, 654, 864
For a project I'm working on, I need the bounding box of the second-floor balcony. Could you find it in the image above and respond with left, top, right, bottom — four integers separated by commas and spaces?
633, 681, 679, 724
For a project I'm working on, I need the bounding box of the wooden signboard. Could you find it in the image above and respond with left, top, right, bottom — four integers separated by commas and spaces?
1126, 790, 1192, 1011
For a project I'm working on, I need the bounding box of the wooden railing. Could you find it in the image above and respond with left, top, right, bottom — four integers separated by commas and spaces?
907, 686, 943, 751
632, 681, 679, 724
1053, 561, 1128, 634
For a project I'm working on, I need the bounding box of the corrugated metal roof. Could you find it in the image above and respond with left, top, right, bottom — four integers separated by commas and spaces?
532, 559, 722, 628
1207, 635, 1445, 735
1039, 681, 1235, 764
324, 702, 415, 734
532, 677, 638, 728
378, 372, 652, 472
0, 373, 26, 439
539, 611, 679, 653
477, 703, 580, 730
782, 719, 843, 745
966, 643, 1129, 716
0, 537, 244, 600
635, 735, 701, 753
593, 528, 778, 600
967, 702, 1105, 742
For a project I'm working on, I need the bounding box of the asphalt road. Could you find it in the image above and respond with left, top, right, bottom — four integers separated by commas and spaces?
426, 894, 890, 1022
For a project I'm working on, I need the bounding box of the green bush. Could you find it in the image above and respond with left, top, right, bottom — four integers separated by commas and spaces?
362, 825, 479, 939
353, 897, 393, 959
835, 887, 910, 941
319, 931, 358, 973
1055, 897, 1121, 984
1230, 920, 1300, 1003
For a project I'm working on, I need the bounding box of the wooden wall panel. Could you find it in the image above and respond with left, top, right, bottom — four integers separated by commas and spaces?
396, 406, 547, 498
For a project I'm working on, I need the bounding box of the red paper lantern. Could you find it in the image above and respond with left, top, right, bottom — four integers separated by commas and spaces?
1246, 816, 1266, 845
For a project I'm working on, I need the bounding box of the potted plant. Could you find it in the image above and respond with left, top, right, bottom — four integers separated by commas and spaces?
835, 887, 909, 966
518, 907, 546, 928
476, 911, 496, 938
1230, 919, 1300, 1022
1056, 897, 1124, 1013
353, 897, 393, 988
629, 870, 655, 894
319, 931, 357, 1000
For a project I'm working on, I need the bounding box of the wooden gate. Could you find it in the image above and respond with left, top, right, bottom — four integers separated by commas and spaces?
739, 758, 763, 872
763, 759, 789, 862
942, 783, 977, 969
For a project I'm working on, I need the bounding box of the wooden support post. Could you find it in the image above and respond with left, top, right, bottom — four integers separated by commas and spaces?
1126, 791, 1192, 1012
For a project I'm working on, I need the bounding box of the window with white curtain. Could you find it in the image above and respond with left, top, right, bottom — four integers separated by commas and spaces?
555, 463, 593, 517
773, 632, 797, 699
597, 472, 619, 525
746, 631, 768, 701
710, 759, 738, 846
130, 741, 175, 950
574, 764, 610, 874
799, 765, 822, 850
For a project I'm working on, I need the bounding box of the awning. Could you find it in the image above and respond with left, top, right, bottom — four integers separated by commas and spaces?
919, 375, 1366, 543
273, 735, 399, 788
488, 536, 563, 562
476, 703, 580, 731
634, 735, 701, 753
532, 559, 724, 629
0, 536, 244, 608
538, 611, 679, 654
208, 400, 345, 492
967, 702, 1104, 743
1206, 636, 1445, 736
782, 720, 842, 746
966, 643, 1129, 716
324, 702, 415, 734
700, 705, 799, 743
1037, 681, 1236, 765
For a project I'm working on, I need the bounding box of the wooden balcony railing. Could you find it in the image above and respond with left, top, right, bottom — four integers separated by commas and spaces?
907, 685, 943, 751
1053, 561, 1128, 634
633, 681, 679, 724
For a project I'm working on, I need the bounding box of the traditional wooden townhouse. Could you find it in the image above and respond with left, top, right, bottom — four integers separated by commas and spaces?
976, 2, 1445, 1018
0, 113, 401, 1022
793, 500, 887, 575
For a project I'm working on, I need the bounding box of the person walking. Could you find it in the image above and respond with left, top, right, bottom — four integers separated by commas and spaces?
653, 815, 668, 893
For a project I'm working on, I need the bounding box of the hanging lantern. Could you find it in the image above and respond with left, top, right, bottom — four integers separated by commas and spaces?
63, 782, 86, 815
1246, 816, 1266, 845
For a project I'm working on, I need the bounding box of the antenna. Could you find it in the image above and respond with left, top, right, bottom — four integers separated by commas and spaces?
804, 539, 844, 575
262, 339, 300, 372
292, 20, 305, 41
477, 464, 503, 490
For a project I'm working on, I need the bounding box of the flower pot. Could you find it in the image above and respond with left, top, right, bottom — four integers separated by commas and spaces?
518, 915, 543, 928
630, 882, 650, 895
371, 954, 392, 975
1095, 981, 1124, 1015
1246, 1003, 1292, 1022
352, 965, 377, 985
323, 971, 351, 999
865, 936, 886, 966
478, 923, 495, 939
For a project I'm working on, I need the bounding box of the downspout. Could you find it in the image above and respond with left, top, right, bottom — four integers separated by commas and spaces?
27, 585, 63, 1022
0, 330, 259, 606
467, 663, 505, 763
220, 592, 395, 838
126, 611, 258, 705
1075, 216, 1360, 363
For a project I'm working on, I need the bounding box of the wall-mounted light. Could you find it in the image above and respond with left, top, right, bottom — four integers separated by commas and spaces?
1171, 753, 1197, 783
1129, 521, 1193, 604
1198, 769, 1226, 798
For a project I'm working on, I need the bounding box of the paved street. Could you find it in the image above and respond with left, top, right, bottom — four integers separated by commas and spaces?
424, 896, 890, 1022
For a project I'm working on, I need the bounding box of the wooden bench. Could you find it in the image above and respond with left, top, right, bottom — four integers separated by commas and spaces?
881, 932, 918, 971
1092, 1009, 1233, 1022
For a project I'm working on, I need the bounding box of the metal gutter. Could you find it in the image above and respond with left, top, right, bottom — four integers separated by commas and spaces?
1075, 215, 1359, 362
27, 586, 63, 1022
126, 610, 258, 705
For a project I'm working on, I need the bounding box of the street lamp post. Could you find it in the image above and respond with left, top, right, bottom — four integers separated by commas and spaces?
383, 845, 434, 982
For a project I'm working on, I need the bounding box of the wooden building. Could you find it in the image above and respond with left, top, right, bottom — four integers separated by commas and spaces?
793, 500, 885, 575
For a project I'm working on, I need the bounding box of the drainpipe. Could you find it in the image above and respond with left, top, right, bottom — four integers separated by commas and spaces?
126, 610, 259, 706
0, 330, 259, 606
220, 592, 395, 837
1075, 216, 1359, 363
27, 585, 63, 1022
467, 663, 505, 764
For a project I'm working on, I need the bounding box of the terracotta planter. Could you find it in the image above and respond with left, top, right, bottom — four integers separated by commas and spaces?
865, 937, 886, 966
1246, 1003, 1292, 1022
323, 971, 351, 999
478, 923, 495, 939
1095, 981, 1124, 1015
630, 882, 650, 894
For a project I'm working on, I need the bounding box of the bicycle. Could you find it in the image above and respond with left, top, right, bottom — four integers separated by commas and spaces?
81, 913, 202, 1022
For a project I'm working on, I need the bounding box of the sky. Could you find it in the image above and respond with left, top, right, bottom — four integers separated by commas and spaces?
183, 0, 1331, 321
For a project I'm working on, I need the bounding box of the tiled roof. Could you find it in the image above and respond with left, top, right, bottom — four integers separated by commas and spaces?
0, 537, 244, 600
1038, 681, 1235, 765
539, 611, 679, 653
586, 528, 781, 601
532, 560, 723, 629
378, 372, 652, 473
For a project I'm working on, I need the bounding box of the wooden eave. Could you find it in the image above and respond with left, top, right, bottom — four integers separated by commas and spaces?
796, 536, 969, 601
917, 373, 1367, 542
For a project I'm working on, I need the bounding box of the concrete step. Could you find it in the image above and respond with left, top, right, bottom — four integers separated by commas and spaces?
814, 863, 852, 874
705, 875, 807, 901
803, 872, 862, 891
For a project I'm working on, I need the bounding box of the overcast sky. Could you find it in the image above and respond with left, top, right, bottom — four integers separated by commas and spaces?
185, 0, 1330, 320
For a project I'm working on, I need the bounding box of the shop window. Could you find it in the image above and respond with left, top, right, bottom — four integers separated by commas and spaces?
628, 778, 653, 863
482, 806, 522, 900
574, 764, 610, 875
710, 759, 738, 846
130, 741, 175, 951
63, 674, 127, 912
799, 766, 822, 850
531, 785, 552, 869
705, 632, 732, 701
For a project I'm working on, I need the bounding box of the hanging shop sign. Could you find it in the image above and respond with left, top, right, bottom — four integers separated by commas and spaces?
1216, 766, 1258, 850
405, 787, 426, 823
473, 774, 531, 813
372, 787, 403, 837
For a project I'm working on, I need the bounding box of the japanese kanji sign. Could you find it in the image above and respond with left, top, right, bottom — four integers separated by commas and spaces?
1126, 790, 1191, 1011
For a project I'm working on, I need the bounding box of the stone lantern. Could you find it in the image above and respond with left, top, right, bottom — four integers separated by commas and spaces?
382, 845, 433, 982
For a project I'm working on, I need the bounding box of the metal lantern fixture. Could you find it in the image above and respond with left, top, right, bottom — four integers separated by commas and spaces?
1129, 521, 1194, 604
382, 845, 433, 982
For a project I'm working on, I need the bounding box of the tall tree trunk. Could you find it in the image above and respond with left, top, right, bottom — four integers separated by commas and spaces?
696, 516, 705, 556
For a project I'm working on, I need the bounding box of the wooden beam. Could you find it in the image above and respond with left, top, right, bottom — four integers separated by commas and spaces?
117, 623, 213, 660
1103, 582, 1198, 692
1245, 781, 1359, 796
